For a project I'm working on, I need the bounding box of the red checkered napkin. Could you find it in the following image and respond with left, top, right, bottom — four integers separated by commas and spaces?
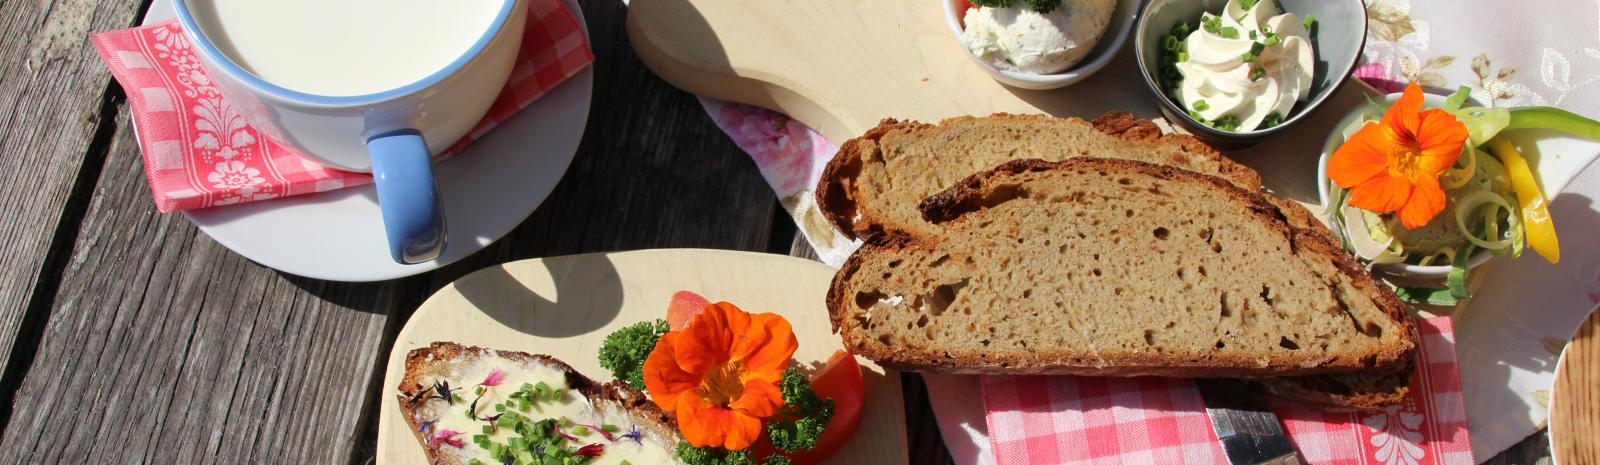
983, 317, 1473, 465
89, 0, 593, 212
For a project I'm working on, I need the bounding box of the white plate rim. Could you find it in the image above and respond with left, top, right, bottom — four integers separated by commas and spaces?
138, 0, 593, 281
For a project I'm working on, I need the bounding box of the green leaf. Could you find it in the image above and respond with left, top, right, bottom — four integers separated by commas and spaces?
1022, 0, 1061, 13
1393, 286, 1461, 306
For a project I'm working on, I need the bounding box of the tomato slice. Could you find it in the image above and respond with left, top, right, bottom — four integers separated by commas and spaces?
781, 350, 865, 465
666, 290, 711, 330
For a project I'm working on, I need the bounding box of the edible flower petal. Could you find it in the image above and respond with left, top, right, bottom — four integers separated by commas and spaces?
574, 443, 606, 457
480, 368, 505, 387
1328, 82, 1468, 229
643, 302, 797, 450
430, 429, 464, 448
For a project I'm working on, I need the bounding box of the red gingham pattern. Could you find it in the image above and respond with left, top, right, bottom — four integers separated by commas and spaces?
89, 0, 592, 212
983, 317, 1473, 465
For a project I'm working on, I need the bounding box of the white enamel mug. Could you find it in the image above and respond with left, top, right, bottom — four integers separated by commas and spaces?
173, 0, 527, 264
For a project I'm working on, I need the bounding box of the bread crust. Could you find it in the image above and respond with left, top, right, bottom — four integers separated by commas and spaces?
395, 342, 677, 465
1258, 369, 1413, 412
815, 113, 1262, 241
830, 158, 1418, 380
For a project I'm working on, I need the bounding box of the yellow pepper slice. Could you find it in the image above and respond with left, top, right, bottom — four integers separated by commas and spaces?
1489, 138, 1560, 263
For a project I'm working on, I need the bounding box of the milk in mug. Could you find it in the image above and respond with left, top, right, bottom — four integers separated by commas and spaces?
186, 0, 507, 96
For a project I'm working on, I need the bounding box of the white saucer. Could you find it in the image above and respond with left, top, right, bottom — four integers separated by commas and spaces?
141, 0, 592, 281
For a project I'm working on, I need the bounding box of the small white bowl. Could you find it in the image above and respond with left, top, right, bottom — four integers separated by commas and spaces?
1315, 92, 1492, 286
943, 0, 1141, 90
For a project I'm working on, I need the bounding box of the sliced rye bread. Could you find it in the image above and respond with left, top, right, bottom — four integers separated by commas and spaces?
396, 342, 682, 465
1257, 367, 1413, 411
827, 158, 1418, 380
816, 112, 1263, 241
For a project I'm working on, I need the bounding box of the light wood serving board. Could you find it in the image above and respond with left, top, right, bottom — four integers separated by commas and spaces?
1551, 305, 1600, 465
376, 249, 908, 465
626, 0, 1377, 205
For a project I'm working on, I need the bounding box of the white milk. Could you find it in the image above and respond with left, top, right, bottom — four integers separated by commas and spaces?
188, 0, 506, 96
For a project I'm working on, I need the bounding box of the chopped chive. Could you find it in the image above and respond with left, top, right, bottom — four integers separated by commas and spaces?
1249, 30, 1257, 40
1303, 15, 1316, 30
1240, 0, 1259, 8
1263, 112, 1285, 128
1193, 100, 1210, 111
1163, 35, 1180, 51
1263, 35, 1281, 46
1219, 27, 1238, 39
1250, 67, 1266, 80
1241, 41, 1266, 62
1177, 51, 1189, 62
601, 424, 621, 433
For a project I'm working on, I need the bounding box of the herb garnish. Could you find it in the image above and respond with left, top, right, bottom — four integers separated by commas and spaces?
1262, 112, 1285, 128
598, 319, 670, 390
968, 0, 1063, 13
408, 380, 462, 406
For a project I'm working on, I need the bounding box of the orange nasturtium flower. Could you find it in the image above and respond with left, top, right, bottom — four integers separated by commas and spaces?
1328, 82, 1470, 229
643, 301, 796, 450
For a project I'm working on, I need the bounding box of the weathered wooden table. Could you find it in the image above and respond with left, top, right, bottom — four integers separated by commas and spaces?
0, 0, 1556, 463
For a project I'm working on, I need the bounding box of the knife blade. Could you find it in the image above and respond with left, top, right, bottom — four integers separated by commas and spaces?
1194, 379, 1302, 465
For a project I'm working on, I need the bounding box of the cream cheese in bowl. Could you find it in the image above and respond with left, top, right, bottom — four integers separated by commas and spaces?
1174, 0, 1314, 131
960, 0, 1117, 74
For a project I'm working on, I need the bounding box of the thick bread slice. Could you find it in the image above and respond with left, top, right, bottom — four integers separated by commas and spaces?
828, 158, 1417, 378
817, 112, 1262, 240
396, 342, 681, 465
1258, 367, 1413, 411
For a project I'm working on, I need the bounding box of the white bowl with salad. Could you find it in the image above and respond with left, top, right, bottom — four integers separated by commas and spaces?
1318, 83, 1600, 305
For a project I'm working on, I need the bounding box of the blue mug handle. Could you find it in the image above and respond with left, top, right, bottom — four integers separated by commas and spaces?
367, 129, 446, 264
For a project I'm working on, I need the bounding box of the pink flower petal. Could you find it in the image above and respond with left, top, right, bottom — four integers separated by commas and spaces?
480, 368, 506, 387
431, 429, 465, 448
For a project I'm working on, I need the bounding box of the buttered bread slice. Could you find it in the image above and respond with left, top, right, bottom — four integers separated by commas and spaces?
397, 342, 683, 465
817, 113, 1262, 241
828, 158, 1417, 378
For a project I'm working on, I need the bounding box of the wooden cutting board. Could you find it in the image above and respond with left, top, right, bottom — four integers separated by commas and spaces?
1551, 305, 1600, 465
375, 249, 908, 464
626, 0, 1376, 204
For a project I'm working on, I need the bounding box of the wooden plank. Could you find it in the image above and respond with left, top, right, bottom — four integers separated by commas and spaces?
1, 8, 785, 461
0, 105, 410, 464
0, 0, 147, 385
1550, 307, 1598, 465
415, 0, 781, 288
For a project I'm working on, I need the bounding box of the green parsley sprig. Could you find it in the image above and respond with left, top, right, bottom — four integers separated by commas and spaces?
598, 319, 670, 390
675, 368, 836, 465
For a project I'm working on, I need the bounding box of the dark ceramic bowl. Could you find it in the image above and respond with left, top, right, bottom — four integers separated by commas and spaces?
1134, 0, 1367, 148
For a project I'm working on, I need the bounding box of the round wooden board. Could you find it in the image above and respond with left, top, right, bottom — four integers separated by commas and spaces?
375, 249, 908, 464
1551, 305, 1600, 465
